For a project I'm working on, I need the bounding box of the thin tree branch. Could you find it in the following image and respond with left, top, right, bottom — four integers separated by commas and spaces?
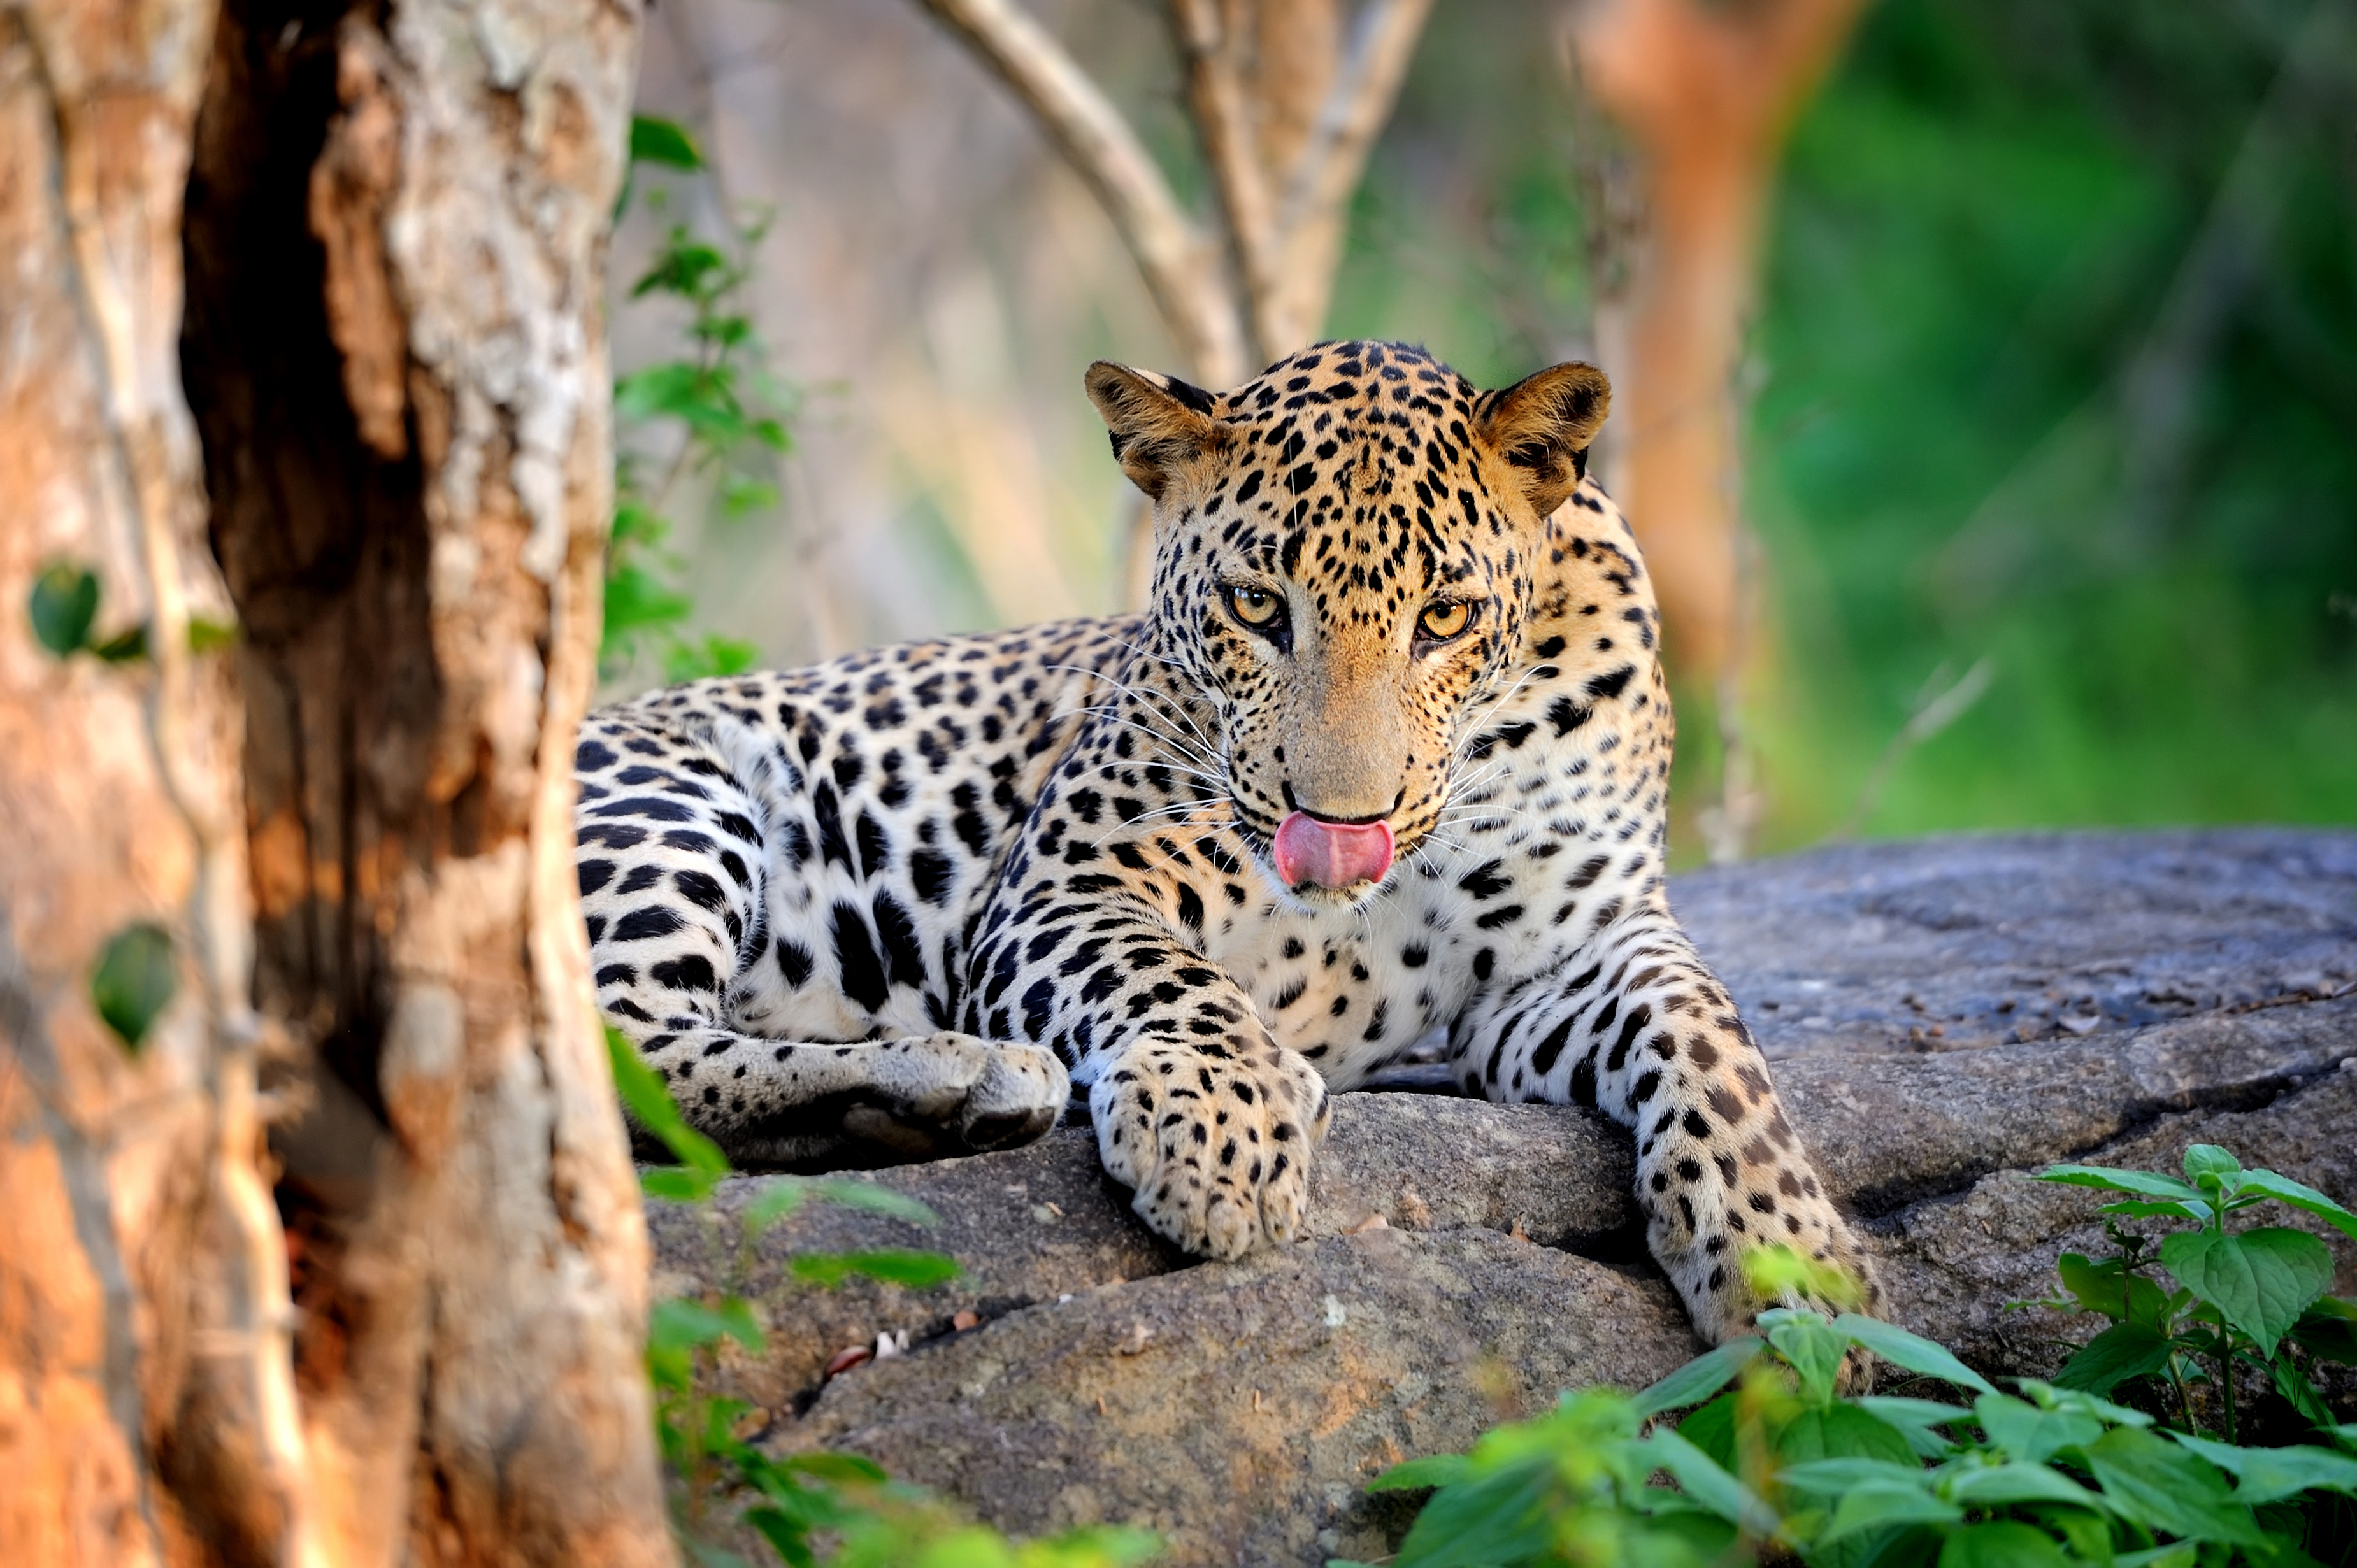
1170, 0, 1282, 364
916, 0, 1247, 385
1266, 0, 1435, 351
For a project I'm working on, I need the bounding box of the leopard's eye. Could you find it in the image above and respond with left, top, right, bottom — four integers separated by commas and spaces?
1419, 600, 1474, 641
1226, 585, 1282, 628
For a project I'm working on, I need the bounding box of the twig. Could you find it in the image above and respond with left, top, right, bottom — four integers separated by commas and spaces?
1170, 0, 1282, 361
915, 0, 1247, 385
1265, 0, 1433, 350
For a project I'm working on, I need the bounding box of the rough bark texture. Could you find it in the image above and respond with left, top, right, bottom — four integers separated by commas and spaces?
182, 0, 668, 1560
0, 0, 308, 1558
654, 829, 2357, 1567
4, 0, 664, 1558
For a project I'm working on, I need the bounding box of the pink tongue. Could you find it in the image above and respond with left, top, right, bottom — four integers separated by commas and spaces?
1272, 811, 1395, 890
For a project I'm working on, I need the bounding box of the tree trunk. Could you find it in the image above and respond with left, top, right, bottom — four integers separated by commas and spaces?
3, 0, 671, 1556
1570, 0, 1868, 860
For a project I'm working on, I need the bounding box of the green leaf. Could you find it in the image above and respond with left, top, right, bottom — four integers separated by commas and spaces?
640, 1165, 719, 1202
912, 1529, 1013, 1568
2293, 1297, 2357, 1365
1677, 1392, 1739, 1469
1972, 1392, 2100, 1465
2168, 1432, 2357, 1504
29, 562, 99, 655
1633, 1336, 1761, 1416
2232, 1169, 2357, 1241
1388, 1462, 1552, 1567
1642, 1426, 1781, 1536
2040, 1164, 2204, 1202
1765, 1310, 1849, 1405
2055, 1320, 2178, 1394
649, 1295, 763, 1356
91, 922, 176, 1051
599, 562, 692, 636
2056, 1251, 2128, 1318
2084, 1425, 2267, 1546
777, 1450, 889, 1484
2017, 1379, 2156, 1428
798, 1178, 941, 1227
186, 616, 238, 653
1833, 1313, 1998, 1395
1779, 1402, 1916, 1468
1816, 1479, 1961, 1543
2160, 1226, 2334, 1357
1942, 1459, 2108, 1511
1745, 1241, 1866, 1309
605, 1026, 730, 1176
2100, 1198, 2214, 1224
789, 1249, 961, 1290
717, 473, 780, 517
1854, 1397, 1971, 1459
629, 115, 705, 170
2270, 1350, 2339, 1431
2108, 1549, 2199, 1568
741, 1180, 806, 1232
1013, 1526, 1161, 1568
1780, 1455, 1926, 1495
90, 623, 148, 662
1366, 1453, 1473, 1493
1935, 1521, 2071, 1568
2182, 1144, 2242, 1185
662, 633, 759, 683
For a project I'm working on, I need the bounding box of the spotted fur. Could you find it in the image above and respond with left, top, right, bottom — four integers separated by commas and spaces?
576, 341, 1878, 1343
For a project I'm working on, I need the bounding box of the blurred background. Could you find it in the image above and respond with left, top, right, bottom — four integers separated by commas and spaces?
606, 0, 2357, 866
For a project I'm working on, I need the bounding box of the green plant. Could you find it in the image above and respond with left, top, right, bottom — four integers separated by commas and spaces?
25, 560, 234, 664
1350, 1244, 2357, 1568
605, 116, 794, 687
2034, 1144, 2357, 1443
608, 1029, 1157, 1567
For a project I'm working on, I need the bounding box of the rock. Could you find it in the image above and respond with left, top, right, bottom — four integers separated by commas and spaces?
650, 829, 2357, 1565
796, 1230, 1690, 1566
1677, 829, 2357, 1058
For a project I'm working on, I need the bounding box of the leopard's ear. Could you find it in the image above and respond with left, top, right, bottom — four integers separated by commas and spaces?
1085, 362, 1226, 502
1474, 362, 1612, 518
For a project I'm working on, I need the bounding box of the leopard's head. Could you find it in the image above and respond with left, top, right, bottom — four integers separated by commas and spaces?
1087, 339, 1610, 903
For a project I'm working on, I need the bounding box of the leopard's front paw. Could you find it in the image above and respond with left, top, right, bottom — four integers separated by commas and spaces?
843, 1033, 1068, 1155
1090, 1040, 1330, 1260
956, 1042, 1070, 1151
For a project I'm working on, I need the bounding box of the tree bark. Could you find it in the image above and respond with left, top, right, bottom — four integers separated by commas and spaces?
1, 0, 305, 1557
3, 0, 671, 1556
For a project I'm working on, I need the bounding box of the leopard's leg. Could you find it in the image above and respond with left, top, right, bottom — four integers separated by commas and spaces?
575, 720, 1066, 1165
1450, 904, 1879, 1343
963, 891, 1329, 1261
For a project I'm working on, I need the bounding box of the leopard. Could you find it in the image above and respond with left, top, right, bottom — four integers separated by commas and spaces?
573, 339, 1879, 1346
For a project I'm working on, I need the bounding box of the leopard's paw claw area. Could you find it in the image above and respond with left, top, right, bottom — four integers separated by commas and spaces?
957, 1043, 1070, 1150
849, 1034, 1068, 1153
1090, 1043, 1324, 1259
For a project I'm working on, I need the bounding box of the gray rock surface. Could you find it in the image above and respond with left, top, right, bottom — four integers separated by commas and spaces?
649, 829, 2357, 1565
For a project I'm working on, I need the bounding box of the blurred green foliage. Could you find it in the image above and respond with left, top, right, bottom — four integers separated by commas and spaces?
1337, 0, 2357, 857
606, 116, 790, 688
1750, 0, 2357, 847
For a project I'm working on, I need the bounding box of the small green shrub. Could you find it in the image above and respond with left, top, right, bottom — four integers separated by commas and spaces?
2036, 1144, 2357, 1442
609, 1029, 1158, 1568
605, 116, 794, 687
1353, 1144, 2357, 1568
